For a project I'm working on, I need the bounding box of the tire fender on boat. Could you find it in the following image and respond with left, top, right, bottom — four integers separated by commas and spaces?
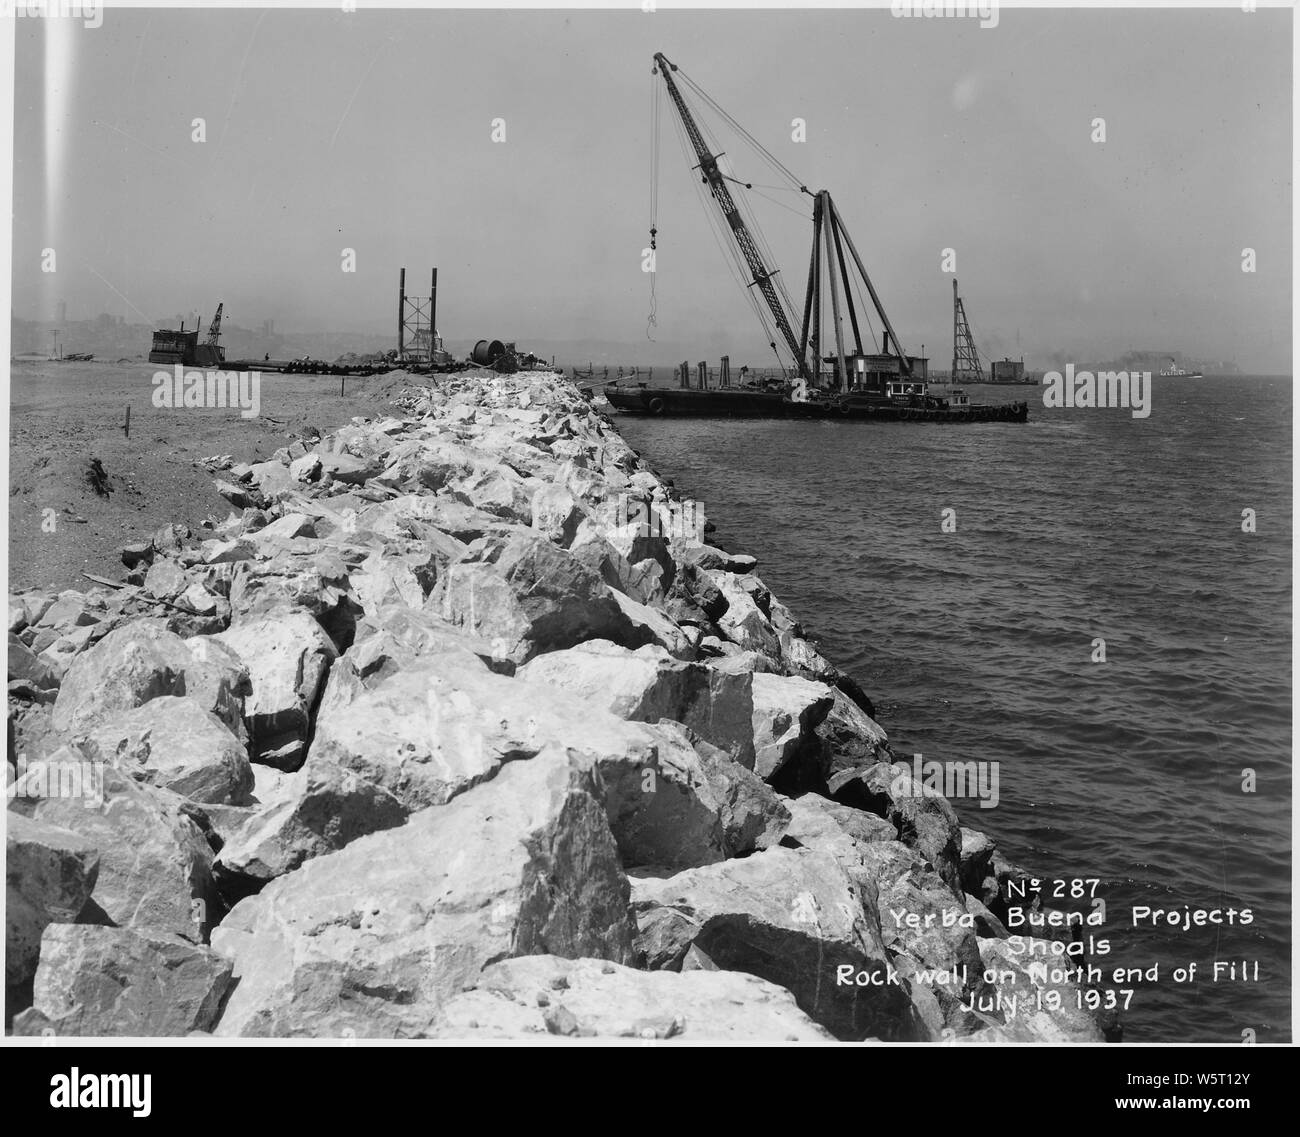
647, 395, 666, 414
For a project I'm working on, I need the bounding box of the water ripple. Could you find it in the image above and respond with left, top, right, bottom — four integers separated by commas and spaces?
618, 376, 1291, 1043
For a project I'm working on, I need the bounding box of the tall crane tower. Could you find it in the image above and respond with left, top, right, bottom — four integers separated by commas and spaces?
951, 280, 983, 383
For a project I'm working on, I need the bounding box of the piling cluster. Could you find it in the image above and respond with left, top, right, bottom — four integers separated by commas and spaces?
7, 370, 1101, 1041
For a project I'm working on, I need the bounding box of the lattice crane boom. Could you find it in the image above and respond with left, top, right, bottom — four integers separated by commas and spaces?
951, 280, 983, 383
204, 302, 224, 348
653, 53, 809, 379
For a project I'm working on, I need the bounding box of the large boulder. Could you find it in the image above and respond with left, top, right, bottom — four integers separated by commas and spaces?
713, 572, 779, 657
212, 765, 407, 891
684, 727, 792, 857
6, 813, 99, 992
828, 760, 964, 893
568, 518, 663, 606
212, 748, 637, 1037
448, 466, 535, 525
604, 518, 676, 593
435, 956, 830, 1041
51, 622, 248, 738
680, 544, 759, 575
530, 483, 588, 546
246, 512, 317, 548
781, 793, 897, 861
376, 435, 485, 492
347, 605, 513, 677
971, 937, 1104, 1043
8, 634, 61, 695
213, 611, 338, 770
815, 687, 891, 784
960, 826, 998, 897
226, 549, 358, 636
349, 548, 439, 616
434, 532, 655, 664
607, 590, 692, 657
306, 651, 728, 870
73, 696, 253, 805
15, 925, 233, 1037
314, 448, 380, 486
518, 640, 754, 765
358, 493, 508, 547
750, 673, 835, 782
631, 847, 914, 1041
858, 840, 988, 1031
13, 761, 222, 942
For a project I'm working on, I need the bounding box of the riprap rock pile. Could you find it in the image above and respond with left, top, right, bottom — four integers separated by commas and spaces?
7, 371, 1100, 1043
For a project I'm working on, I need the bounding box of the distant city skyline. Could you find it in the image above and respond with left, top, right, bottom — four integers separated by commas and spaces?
11, 6, 1293, 373
9, 306, 1255, 380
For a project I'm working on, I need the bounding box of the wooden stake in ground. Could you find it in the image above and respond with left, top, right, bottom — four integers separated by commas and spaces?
124, 405, 130, 438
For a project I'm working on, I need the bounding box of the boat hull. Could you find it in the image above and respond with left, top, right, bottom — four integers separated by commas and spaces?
603, 384, 1028, 423
604, 385, 788, 417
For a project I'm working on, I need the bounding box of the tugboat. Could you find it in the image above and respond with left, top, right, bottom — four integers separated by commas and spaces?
607, 54, 1027, 425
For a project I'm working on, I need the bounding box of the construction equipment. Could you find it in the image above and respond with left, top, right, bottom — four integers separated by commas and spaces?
951, 279, 984, 383
148, 301, 226, 366
609, 54, 1026, 422
650, 53, 921, 392
204, 302, 224, 354
398, 268, 451, 366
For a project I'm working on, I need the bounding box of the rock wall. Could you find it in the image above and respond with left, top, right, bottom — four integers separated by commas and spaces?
6, 371, 1101, 1042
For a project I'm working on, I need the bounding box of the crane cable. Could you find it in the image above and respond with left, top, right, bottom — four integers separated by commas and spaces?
688, 131, 785, 372
671, 104, 780, 363
688, 88, 800, 373
665, 94, 757, 337
688, 83, 805, 367
675, 66, 807, 195
850, 261, 881, 355
647, 73, 660, 340
656, 61, 803, 375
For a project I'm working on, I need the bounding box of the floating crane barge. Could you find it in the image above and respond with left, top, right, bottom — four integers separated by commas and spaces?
605, 54, 1027, 424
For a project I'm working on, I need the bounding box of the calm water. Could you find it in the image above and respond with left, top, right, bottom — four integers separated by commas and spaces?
616, 376, 1291, 1043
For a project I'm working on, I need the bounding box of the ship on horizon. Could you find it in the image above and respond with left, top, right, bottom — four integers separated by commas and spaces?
1158, 356, 1204, 379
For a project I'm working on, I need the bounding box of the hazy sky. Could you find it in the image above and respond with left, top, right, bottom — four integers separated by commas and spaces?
12, 5, 1293, 371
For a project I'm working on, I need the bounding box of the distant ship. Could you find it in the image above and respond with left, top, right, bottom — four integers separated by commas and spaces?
1159, 357, 1203, 379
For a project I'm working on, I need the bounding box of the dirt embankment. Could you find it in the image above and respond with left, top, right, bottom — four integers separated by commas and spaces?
7, 360, 410, 592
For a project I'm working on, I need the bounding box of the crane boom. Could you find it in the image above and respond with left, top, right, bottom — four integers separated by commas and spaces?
205, 302, 224, 348
653, 54, 808, 378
